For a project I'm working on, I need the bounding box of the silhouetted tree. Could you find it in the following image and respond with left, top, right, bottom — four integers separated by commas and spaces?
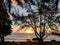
0, 0, 12, 42
29, 0, 59, 42
5, 0, 60, 42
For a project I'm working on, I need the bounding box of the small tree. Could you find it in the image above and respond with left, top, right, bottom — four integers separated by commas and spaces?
0, 0, 12, 42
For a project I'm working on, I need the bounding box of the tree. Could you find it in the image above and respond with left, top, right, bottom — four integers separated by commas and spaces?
0, 0, 12, 42
5, 0, 60, 42
28, 0, 60, 42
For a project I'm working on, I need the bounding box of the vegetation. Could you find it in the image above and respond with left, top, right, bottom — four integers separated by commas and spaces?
26, 0, 60, 42
0, 0, 12, 42
2, 0, 60, 42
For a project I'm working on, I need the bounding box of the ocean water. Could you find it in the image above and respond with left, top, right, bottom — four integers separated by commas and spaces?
5, 33, 60, 42
5, 33, 36, 42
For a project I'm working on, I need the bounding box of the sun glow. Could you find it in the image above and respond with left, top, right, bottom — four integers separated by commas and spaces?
25, 27, 34, 34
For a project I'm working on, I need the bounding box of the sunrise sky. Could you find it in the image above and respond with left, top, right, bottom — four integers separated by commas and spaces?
5, 0, 60, 33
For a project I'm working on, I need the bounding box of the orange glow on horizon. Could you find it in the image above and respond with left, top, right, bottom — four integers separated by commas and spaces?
25, 27, 34, 34
12, 25, 59, 34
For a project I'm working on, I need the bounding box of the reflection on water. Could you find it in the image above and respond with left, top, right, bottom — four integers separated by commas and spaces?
5, 33, 60, 42
5, 33, 35, 42
27, 34, 33, 39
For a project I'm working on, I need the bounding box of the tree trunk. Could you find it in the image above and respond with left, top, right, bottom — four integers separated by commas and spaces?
1, 35, 4, 42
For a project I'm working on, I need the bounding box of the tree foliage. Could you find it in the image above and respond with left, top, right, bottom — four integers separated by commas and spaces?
4, 0, 60, 41
0, 0, 12, 42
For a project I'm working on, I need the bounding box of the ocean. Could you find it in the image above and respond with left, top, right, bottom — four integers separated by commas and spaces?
5, 33, 60, 42
5, 33, 35, 42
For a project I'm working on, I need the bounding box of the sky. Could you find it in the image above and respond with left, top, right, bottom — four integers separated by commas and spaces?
4, 0, 60, 33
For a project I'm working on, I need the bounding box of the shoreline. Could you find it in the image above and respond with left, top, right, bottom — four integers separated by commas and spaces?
5, 39, 60, 42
